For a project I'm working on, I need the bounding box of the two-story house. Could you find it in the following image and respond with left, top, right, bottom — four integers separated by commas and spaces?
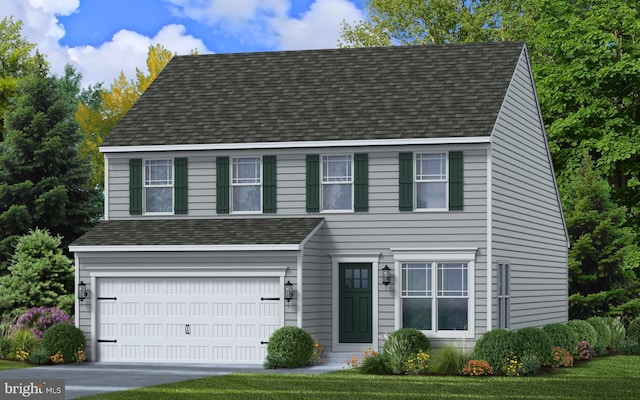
70, 42, 569, 364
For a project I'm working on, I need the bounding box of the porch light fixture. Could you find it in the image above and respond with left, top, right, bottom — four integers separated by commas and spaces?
284, 281, 294, 302
78, 281, 87, 301
382, 265, 391, 286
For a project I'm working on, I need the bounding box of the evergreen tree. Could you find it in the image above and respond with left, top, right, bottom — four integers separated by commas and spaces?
0, 229, 74, 316
563, 155, 640, 320
0, 57, 101, 270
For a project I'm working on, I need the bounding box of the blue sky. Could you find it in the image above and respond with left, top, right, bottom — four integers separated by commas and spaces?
1, 0, 365, 86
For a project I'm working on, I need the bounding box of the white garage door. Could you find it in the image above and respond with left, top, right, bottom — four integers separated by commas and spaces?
96, 277, 282, 363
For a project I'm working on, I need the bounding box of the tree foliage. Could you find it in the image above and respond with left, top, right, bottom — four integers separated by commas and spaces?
0, 229, 74, 316
0, 17, 38, 141
563, 155, 639, 319
0, 58, 100, 268
76, 44, 175, 188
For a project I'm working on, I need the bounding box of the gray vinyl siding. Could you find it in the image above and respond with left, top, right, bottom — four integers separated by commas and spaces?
102, 145, 489, 350
491, 48, 568, 330
75, 250, 299, 361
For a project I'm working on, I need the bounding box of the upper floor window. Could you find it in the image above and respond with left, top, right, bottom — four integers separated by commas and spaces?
144, 159, 173, 213
232, 157, 261, 212
399, 151, 463, 212
415, 153, 447, 209
322, 155, 353, 211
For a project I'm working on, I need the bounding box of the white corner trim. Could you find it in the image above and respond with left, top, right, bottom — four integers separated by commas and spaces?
99, 136, 491, 153
103, 157, 109, 221
74, 254, 80, 327
69, 244, 301, 252
299, 219, 325, 248
486, 146, 493, 333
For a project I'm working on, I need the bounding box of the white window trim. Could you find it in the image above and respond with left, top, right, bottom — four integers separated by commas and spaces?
393, 249, 476, 339
231, 156, 263, 214
414, 151, 449, 212
321, 153, 354, 213
143, 158, 174, 215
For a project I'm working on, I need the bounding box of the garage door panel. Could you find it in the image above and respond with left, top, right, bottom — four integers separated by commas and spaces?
97, 277, 282, 363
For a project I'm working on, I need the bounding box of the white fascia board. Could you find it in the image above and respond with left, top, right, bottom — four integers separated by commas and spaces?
298, 219, 325, 248
100, 136, 491, 153
69, 244, 300, 252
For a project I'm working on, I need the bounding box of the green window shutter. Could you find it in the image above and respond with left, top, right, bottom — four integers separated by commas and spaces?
174, 157, 188, 215
354, 153, 369, 212
129, 159, 142, 215
306, 154, 320, 213
263, 156, 277, 213
399, 152, 413, 211
216, 156, 230, 214
449, 151, 464, 211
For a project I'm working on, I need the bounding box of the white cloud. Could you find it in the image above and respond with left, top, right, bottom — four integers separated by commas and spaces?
0, 0, 209, 87
273, 0, 364, 50
167, 0, 364, 50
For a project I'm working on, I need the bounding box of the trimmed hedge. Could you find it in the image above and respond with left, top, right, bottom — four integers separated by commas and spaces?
567, 320, 598, 346
41, 323, 85, 363
472, 329, 523, 374
264, 326, 314, 368
514, 326, 553, 365
542, 323, 578, 354
587, 317, 611, 353
626, 318, 640, 342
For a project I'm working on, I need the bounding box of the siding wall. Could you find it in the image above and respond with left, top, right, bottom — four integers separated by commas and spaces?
75, 250, 298, 361
100, 145, 489, 351
491, 48, 569, 330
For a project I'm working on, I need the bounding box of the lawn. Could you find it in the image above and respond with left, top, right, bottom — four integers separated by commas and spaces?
82, 355, 640, 400
0, 360, 35, 370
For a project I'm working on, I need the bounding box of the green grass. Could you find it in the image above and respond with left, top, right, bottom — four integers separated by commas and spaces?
0, 360, 36, 370
80, 355, 640, 400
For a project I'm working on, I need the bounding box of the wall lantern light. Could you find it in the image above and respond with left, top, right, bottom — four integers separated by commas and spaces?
382, 265, 391, 286
284, 281, 294, 302
78, 281, 88, 301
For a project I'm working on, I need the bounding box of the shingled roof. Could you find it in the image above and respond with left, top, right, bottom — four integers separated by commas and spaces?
70, 218, 324, 247
102, 42, 525, 148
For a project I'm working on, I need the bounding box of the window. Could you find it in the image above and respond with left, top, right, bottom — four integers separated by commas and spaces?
398, 151, 463, 211
415, 153, 447, 209
322, 155, 353, 211
232, 157, 261, 212
498, 263, 511, 329
402, 262, 469, 332
144, 159, 173, 213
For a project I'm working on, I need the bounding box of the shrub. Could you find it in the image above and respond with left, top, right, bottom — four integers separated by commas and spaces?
618, 339, 640, 355
402, 350, 430, 375
41, 323, 85, 364
0, 336, 13, 359
520, 353, 541, 376
430, 344, 470, 375
359, 352, 393, 375
602, 317, 625, 350
586, 317, 611, 353
462, 359, 493, 376
551, 346, 573, 368
543, 323, 578, 354
472, 329, 523, 374
264, 326, 314, 368
28, 350, 51, 365
514, 327, 553, 366
8, 328, 40, 360
575, 341, 595, 360
627, 317, 640, 342
13, 307, 71, 339
382, 328, 430, 360
567, 320, 598, 345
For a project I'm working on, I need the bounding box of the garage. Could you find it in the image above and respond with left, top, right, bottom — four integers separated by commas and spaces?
95, 277, 282, 363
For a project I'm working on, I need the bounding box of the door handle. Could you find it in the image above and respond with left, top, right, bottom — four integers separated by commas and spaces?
185, 324, 191, 335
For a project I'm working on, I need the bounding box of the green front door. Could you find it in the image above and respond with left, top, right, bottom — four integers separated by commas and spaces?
339, 263, 372, 343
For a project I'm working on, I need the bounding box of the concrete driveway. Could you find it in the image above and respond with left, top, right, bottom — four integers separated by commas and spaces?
0, 362, 343, 399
